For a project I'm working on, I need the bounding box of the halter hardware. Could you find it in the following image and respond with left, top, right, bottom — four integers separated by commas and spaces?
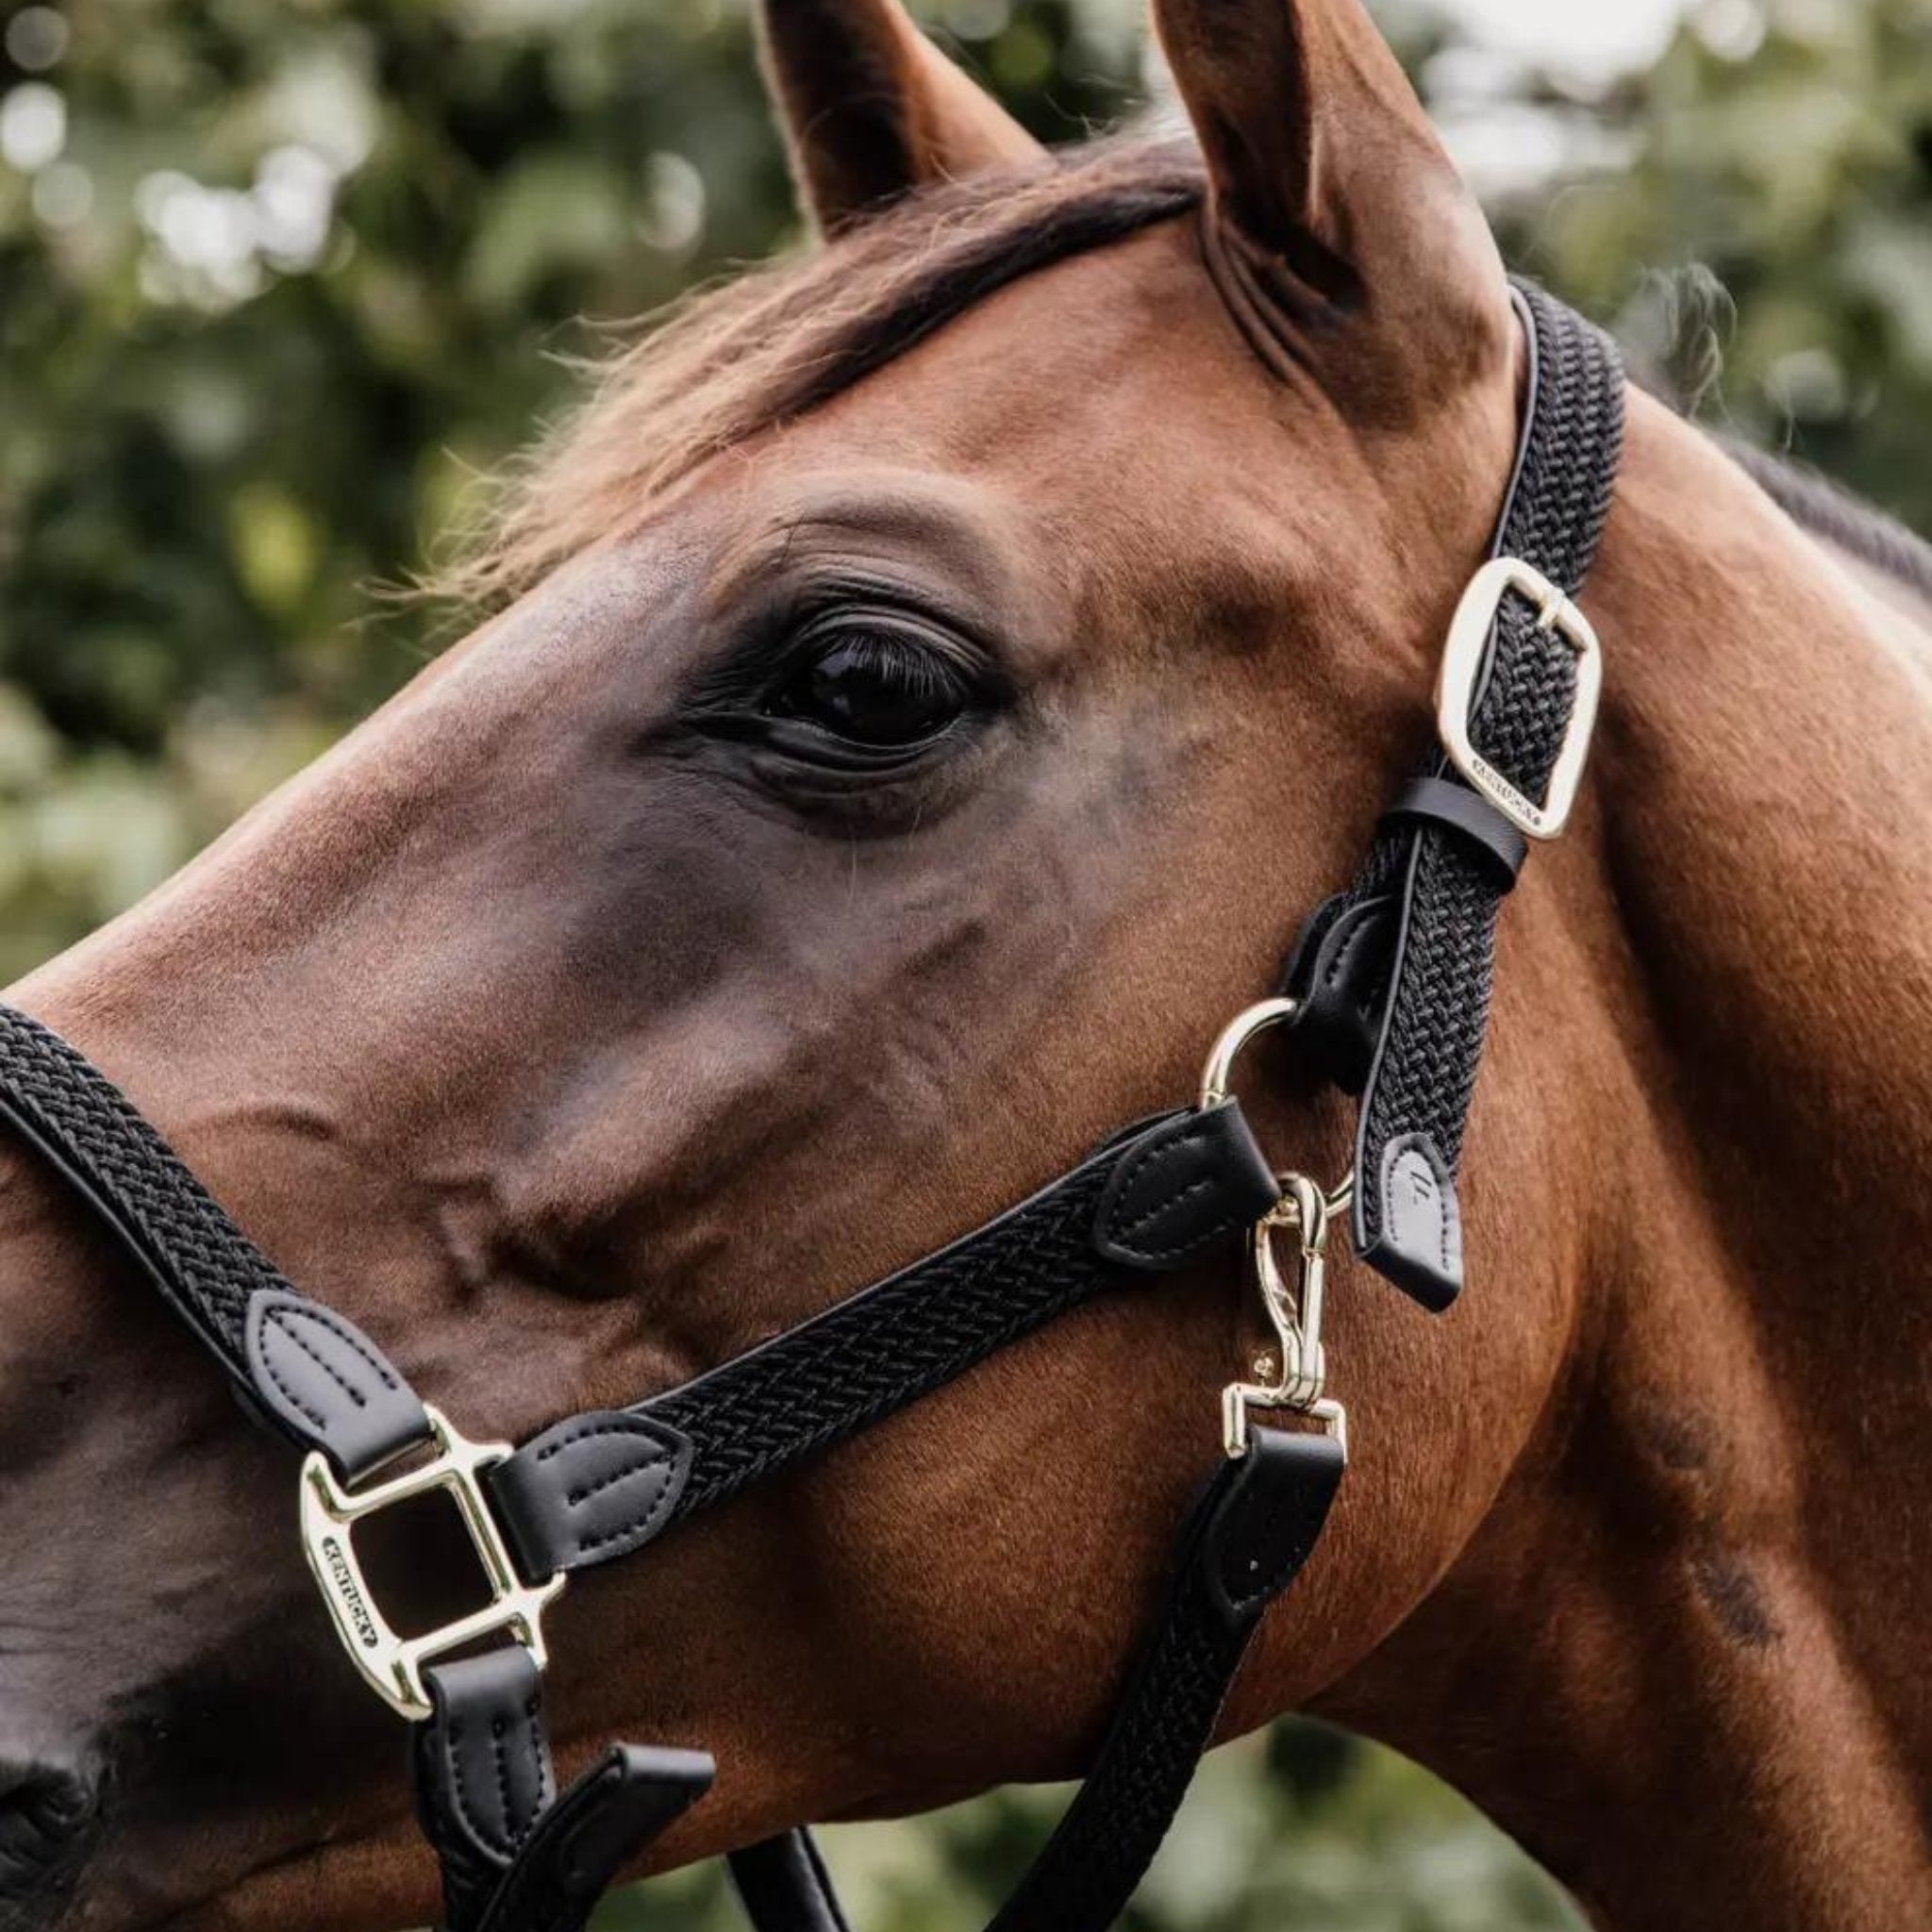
298, 1406, 565, 1721
1202, 1003, 1354, 1460
1221, 1173, 1347, 1459
1436, 555, 1602, 841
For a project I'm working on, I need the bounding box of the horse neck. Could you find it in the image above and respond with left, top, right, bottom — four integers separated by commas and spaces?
1324, 388, 1932, 1931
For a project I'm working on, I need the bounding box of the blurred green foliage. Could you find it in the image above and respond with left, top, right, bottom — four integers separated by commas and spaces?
603, 1729, 1584, 1932
1, 1, 1925, 1926
1491, 0, 1932, 531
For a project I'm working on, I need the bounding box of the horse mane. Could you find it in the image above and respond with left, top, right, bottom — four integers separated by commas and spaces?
441, 136, 1932, 612
1720, 440, 1932, 602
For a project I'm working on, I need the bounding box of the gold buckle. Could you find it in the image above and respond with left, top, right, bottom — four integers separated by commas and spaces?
1435, 556, 1602, 841
298, 1407, 565, 1722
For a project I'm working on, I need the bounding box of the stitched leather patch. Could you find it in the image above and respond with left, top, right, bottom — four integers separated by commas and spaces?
421, 1650, 554, 1870
1091, 1103, 1280, 1273
1204, 1428, 1346, 1629
243, 1289, 432, 1480
1357, 1133, 1463, 1312
485, 1409, 693, 1582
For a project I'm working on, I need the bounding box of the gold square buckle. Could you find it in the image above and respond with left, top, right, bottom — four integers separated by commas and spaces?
1435, 556, 1602, 841
298, 1407, 566, 1722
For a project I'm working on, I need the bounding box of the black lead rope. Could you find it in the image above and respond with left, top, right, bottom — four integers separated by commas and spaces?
0, 282, 1621, 1932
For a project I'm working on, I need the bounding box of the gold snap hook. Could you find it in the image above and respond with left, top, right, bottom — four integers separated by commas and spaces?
1221, 1171, 1348, 1460
1198, 1001, 1355, 1459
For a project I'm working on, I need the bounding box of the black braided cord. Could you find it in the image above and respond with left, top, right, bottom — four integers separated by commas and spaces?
986, 1561, 1249, 1932
642, 1138, 1135, 1530
0, 1003, 293, 1374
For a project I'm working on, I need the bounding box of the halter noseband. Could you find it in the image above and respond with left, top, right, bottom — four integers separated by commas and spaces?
0, 280, 1621, 1932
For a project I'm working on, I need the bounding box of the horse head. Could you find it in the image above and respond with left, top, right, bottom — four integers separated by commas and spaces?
2, 0, 1925, 1927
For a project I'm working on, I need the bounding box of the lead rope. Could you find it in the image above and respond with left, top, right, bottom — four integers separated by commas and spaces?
0, 280, 1622, 1932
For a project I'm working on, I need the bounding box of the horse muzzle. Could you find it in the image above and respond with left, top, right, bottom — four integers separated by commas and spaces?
0, 1756, 101, 1926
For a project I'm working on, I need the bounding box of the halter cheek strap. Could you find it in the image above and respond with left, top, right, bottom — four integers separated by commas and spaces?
1284, 280, 1624, 1309
0, 281, 1621, 1932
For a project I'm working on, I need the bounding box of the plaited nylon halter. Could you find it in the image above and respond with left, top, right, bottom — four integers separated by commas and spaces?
0, 279, 1621, 1932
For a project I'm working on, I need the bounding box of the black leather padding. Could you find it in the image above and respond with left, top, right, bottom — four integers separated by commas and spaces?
243, 1289, 432, 1481
1278, 896, 1398, 1096
1202, 1427, 1349, 1626
414, 1650, 556, 1932
485, 1408, 693, 1585
1091, 1102, 1280, 1271
413, 1648, 715, 1932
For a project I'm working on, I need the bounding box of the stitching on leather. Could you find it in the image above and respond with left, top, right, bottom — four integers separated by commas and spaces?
567, 1457, 672, 1508
1111, 1174, 1214, 1243
491, 1715, 521, 1849
446, 1716, 510, 1861
269, 1314, 369, 1411
284, 1303, 402, 1391
255, 1341, 327, 1429
532, 1418, 668, 1465
1319, 904, 1385, 994
526, 1694, 551, 1811
1104, 1121, 1253, 1263
572, 1448, 684, 1556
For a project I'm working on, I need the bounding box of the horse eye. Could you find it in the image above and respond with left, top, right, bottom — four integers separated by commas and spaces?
768, 628, 975, 749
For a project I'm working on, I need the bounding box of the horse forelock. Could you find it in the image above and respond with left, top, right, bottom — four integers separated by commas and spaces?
438, 126, 1932, 630
437, 134, 1207, 610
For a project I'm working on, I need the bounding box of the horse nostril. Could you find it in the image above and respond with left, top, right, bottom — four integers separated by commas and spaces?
0, 1759, 100, 1898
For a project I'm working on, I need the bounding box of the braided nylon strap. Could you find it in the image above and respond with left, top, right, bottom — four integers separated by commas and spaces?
1290, 283, 1624, 1306
729, 1429, 1347, 1932
645, 1144, 1134, 1526
0, 1003, 291, 1370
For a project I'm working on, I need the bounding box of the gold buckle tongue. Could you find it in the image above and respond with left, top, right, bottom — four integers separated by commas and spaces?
1436, 556, 1602, 842
298, 1407, 566, 1722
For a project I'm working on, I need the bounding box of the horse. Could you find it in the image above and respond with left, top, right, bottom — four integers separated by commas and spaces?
1, 0, 1926, 1926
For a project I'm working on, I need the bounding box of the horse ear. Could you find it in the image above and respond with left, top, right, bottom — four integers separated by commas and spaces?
758, 0, 1047, 235
1152, 0, 1503, 356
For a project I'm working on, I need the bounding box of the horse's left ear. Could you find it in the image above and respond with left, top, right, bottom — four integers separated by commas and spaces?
758, 0, 1047, 235
1152, 0, 1507, 366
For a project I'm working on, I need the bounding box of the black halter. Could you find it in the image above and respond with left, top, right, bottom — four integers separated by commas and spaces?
0, 280, 1621, 1932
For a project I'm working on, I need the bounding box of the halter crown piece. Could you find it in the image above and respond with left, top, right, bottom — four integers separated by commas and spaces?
0, 281, 1621, 1932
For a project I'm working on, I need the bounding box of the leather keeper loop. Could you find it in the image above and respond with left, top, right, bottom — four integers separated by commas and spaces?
1378, 775, 1528, 890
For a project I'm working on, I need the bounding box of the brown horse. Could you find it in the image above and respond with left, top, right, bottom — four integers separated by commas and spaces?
1, 0, 1927, 1926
